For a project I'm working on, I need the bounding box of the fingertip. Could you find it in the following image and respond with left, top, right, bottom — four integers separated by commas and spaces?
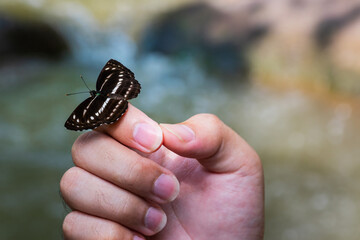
144, 207, 167, 233
153, 173, 180, 202
97, 104, 163, 153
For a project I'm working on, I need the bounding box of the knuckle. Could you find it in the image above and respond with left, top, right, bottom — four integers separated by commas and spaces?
195, 113, 222, 126
71, 135, 86, 164
196, 114, 223, 136
106, 226, 126, 240
60, 167, 81, 197
117, 194, 133, 218
71, 131, 98, 165
201, 113, 222, 124
249, 150, 263, 173
63, 212, 134, 240
126, 159, 147, 181
62, 212, 77, 238
103, 223, 135, 240
252, 151, 261, 164
197, 113, 223, 141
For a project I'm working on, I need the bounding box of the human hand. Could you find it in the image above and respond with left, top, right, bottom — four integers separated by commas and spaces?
60, 104, 264, 240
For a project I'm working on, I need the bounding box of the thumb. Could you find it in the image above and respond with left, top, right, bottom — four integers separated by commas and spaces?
160, 114, 261, 174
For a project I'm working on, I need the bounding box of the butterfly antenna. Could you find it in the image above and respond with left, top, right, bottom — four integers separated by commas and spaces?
80, 75, 91, 91
65, 91, 90, 96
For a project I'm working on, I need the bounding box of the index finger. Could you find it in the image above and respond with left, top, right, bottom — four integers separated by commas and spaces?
96, 104, 163, 153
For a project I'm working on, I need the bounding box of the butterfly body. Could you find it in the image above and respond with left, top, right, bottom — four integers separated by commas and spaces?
65, 59, 141, 131
89, 90, 97, 97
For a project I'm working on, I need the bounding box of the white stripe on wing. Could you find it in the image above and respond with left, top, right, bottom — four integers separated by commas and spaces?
99, 72, 114, 91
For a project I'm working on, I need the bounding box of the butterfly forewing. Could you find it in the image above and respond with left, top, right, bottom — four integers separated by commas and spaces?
65, 59, 140, 131
99, 72, 141, 100
96, 59, 135, 92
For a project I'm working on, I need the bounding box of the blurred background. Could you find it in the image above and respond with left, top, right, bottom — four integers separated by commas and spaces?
0, 0, 360, 239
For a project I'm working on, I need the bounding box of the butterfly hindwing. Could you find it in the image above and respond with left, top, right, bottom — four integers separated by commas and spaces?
65, 97, 95, 131
65, 96, 128, 131
84, 96, 128, 126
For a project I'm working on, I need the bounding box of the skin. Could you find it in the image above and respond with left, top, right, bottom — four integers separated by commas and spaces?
60, 104, 264, 240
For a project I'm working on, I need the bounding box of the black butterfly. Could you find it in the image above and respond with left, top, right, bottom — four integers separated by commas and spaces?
65, 59, 141, 131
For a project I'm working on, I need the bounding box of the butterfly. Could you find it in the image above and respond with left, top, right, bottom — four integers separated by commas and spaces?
64, 59, 141, 131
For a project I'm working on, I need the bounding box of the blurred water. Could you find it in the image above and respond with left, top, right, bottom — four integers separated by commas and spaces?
0, 1, 360, 240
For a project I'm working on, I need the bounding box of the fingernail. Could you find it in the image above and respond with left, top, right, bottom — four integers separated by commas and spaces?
160, 124, 195, 142
144, 207, 167, 232
133, 235, 145, 240
153, 174, 180, 201
133, 123, 162, 152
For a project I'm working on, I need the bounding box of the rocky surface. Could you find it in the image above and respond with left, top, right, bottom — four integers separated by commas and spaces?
139, 2, 269, 81
0, 14, 69, 65
139, 0, 360, 91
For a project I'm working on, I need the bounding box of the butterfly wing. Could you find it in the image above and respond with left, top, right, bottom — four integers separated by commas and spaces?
96, 59, 141, 100
84, 95, 129, 128
65, 97, 95, 131
64, 95, 128, 131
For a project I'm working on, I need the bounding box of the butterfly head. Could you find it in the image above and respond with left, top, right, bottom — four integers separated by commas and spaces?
90, 90, 100, 97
